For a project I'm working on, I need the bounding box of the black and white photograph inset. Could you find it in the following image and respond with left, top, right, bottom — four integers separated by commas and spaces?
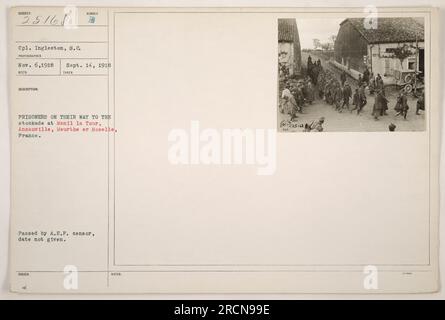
277, 17, 426, 132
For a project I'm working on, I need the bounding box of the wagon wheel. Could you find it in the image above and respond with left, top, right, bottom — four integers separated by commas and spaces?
404, 83, 413, 93
404, 74, 413, 84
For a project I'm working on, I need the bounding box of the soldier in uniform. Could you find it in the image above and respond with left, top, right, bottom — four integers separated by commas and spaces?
394, 90, 409, 120
416, 91, 425, 115
357, 74, 363, 87
334, 83, 343, 112
306, 80, 315, 104
350, 88, 360, 114
363, 67, 370, 85
305, 117, 325, 132
340, 71, 347, 86
312, 117, 325, 132
327, 80, 334, 106
375, 74, 384, 94
389, 123, 396, 131
324, 80, 332, 105
281, 83, 293, 100
294, 84, 305, 114
307, 55, 313, 73
368, 75, 376, 94
342, 81, 352, 110
358, 84, 367, 114
317, 71, 325, 99
281, 84, 297, 116
373, 89, 388, 120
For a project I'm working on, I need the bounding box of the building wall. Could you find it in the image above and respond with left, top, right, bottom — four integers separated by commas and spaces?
334, 21, 368, 72
368, 42, 425, 78
278, 42, 295, 75
335, 20, 424, 80
292, 24, 302, 75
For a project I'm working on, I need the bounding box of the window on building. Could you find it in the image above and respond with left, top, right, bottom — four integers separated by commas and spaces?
408, 58, 416, 70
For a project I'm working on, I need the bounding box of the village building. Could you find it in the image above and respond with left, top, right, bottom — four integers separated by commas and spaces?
333, 18, 424, 85
278, 19, 302, 76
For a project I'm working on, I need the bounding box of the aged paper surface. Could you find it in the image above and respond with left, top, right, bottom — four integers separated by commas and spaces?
8, 6, 440, 293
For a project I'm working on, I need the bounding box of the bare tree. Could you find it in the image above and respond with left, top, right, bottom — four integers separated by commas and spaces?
321, 43, 330, 51
328, 35, 337, 43
313, 39, 321, 50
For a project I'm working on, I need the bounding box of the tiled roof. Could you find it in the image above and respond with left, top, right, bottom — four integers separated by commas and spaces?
278, 19, 298, 42
341, 17, 424, 44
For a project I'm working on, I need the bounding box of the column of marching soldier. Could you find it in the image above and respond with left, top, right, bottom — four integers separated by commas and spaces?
280, 56, 426, 131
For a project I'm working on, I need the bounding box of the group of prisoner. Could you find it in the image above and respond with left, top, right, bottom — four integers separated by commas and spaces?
279, 55, 425, 131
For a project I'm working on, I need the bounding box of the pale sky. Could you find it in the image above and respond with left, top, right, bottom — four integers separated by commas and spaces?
296, 18, 344, 49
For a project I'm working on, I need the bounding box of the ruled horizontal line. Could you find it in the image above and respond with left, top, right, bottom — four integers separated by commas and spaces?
16, 40, 108, 43
16, 57, 108, 59
114, 263, 432, 267
16, 74, 107, 77
16, 270, 433, 273
15, 25, 108, 27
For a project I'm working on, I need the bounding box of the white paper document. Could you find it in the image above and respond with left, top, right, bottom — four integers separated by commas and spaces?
8, 6, 440, 293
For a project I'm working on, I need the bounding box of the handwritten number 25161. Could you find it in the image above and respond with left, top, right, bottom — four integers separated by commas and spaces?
21, 14, 70, 26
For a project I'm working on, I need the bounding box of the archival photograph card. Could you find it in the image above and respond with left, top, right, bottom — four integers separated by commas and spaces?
8, 6, 440, 293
